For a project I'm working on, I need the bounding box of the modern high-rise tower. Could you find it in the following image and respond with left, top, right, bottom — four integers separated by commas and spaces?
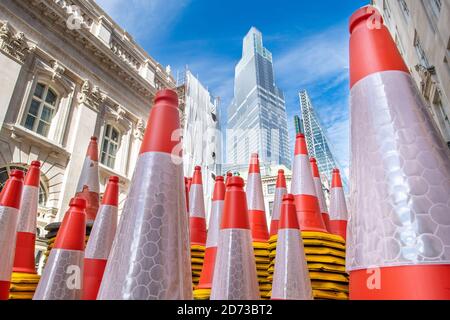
299, 90, 348, 190
226, 27, 290, 173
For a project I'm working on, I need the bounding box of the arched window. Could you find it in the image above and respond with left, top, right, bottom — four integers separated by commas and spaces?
23, 83, 59, 137
101, 124, 121, 169
0, 165, 48, 206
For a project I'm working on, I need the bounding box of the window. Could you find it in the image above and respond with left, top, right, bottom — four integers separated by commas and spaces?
23, 83, 58, 137
398, 0, 410, 23
101, 124, 120, 168
414, 33, 430, 67
268, 201, 274, 216
267, 183, 275, 194
0, 165, 47, 206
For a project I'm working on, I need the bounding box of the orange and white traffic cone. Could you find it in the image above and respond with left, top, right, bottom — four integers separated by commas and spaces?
13, 161, 41, 274
246, 153, 271, 298
97, 89, 192, 300
269, 169, 287, 237
267, 169, 287, 288
210, 176, 259, 300
347, 6, 450, 300
0, 170, 24, 300
194, 175, 226, 300
291, 134, 327, 232
310, 158, 331, 232
83, 176, 119, 300
189, 166, 207, 288
329, 169, 347, 241
246, 153, 269, 242
271, 194, 312, 300
189, 166, 207, 246
76, 136, 100, 222
33, 197, 86, 300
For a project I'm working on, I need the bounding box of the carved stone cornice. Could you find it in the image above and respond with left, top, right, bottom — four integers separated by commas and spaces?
133, 118, 146, 140
0, 20, 33, 63
77, 79, 107, 111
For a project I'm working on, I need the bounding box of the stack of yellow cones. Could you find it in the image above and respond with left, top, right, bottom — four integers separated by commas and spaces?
253, 242, 271, 299
302, 231, 348, 300
191, 245, 206, 289
8, 273, 40, 300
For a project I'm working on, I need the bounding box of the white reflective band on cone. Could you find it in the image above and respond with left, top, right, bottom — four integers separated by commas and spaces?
314, 177, 328, 215
272, 229, 312, 300
272, 187, 287, 221
85, 205, 118, 260
76, 157, 100, 193
33, 249, 84, 300
329, 187, 347, 221
0, 206, 19, 281
97, 152, 192, 300
189, 184, 205, 218
347, 71, 450, 272
246, 173, 265, 211
210, 229, 259, 300
16, 185, 38, 233
291, 155, 316, 196
205, 200, 224, 248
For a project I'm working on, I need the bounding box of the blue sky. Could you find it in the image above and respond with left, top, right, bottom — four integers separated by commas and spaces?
96, 0, 369, 175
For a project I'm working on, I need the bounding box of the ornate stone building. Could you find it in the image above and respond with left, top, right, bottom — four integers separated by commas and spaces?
0, 0, 176, 272
371, 0, 450, 146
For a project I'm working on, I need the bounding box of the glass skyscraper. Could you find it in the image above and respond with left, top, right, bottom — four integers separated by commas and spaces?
299, 89, 349, 190
226, 27, 290, 173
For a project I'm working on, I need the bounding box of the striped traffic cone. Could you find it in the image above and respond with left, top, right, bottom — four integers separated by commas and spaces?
310, 158, 331, 232
76, 136, 100, 222
210, 176, 259, 300
194, 175, 226, 300
267, 169, 287, 289
97, 89, 192, 300
33, 197, 86, 300
329, 169, 347, 241
10, 162, 41, 300
246, 153, 270, 299
347, 6, 450, 300
291, 134, 327, 232
189, 166, 207, 288
83, 176, 119, 300
13, 161, 41, 274
271, 194, 313, 300
0, 170, 24, 300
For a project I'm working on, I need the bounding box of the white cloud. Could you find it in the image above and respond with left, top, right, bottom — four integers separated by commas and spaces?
94, 0, 190, 42
273, 21, 350, 175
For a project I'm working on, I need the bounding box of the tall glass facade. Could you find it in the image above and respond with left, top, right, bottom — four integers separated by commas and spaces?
226, 27, 290, 173
299, 90, 349, 190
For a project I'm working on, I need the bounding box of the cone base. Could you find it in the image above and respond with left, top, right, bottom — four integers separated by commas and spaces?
0, 281, 10, 300
248, 210, 269, 242
13, 232, 37, 274
83, 258, 107, 300
329, 220, 347, 241
196, 247, 217, 290
190, 217, 207, 246
350, 265, 450, 300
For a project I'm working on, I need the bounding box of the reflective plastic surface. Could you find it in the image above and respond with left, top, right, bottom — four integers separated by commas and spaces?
347, 71, 450, 271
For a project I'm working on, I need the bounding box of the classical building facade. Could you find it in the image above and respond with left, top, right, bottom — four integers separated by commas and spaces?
0, 0, 176, 272
372, 0, 450, 146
